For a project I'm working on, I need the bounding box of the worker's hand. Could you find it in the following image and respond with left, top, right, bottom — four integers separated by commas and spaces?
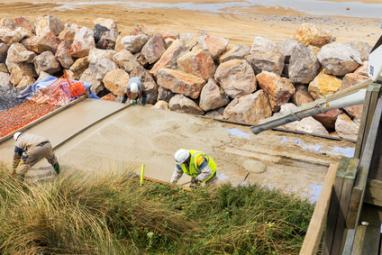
190, 179, 200, 189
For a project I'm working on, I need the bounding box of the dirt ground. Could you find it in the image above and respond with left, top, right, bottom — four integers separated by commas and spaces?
0, 1, 379, 45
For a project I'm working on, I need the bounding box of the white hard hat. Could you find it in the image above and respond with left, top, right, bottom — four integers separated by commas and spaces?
13, 132, 22, 141
130, 82, 139, 93
174, 149, 190, 164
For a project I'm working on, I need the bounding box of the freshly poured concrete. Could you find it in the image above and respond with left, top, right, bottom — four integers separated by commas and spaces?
0, 99, 125, 175
0, 102, 355, 201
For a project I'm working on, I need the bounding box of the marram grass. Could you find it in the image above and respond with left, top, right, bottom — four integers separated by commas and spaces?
0, 166, 313, 255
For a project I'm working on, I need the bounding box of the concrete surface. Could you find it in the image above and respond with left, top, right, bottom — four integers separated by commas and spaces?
0, 99, 126, 178
0, 101, 355, 202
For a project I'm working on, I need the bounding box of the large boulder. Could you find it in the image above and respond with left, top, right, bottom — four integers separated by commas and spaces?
0, 63, 8, 73
214, 59, 256, 98
341, 73, 369, 119
22, 32, 60, 54
157, 87, 174, 102
0, 43, 8, 63
198, 34, 229, 59
70, 57, 89, 80
199, 79, 230, 112
88, 48, 116, 65
256, 71, 295, 112
308, 72, 342, 99
113, 49, 140, 73
278, 103, 329, 136
35, 16, 64, 36
34, 51, 61, 75
347, 41, 371, 62
150, 39, 189, 75
0, 18, 16, 29
178, 33, 198, 49
295, 23, 335, 47
156, 68, 205, 99
313, 108, 342, 130
288, 43, 320, 84
0, 72, 10, 89
169, 94, 204, 115
103, 69, 129, 96
80, 58, 118, 94
70, 27, 95, 58
279, 39, 301, 61
335, 114, 360, 141
58, 23, 81, 43
354, 61, 369, 77
177, 48, 216, 80
93, 18, 118, 49
317, 42, 362, 76
130, 66, 158, 104
14, 17, 34, 35
153, 100, 169, 110
9, 63, 36, 87
223, 90, 272, 124
115, 34, 149, 53
246, 36, 284, 75
141, 34, 166, 64
0, 27, 23, 45
219, 44, 250, 63
292, 85, 314, 106
6, 43, 36, 67
55, 41, 73, 69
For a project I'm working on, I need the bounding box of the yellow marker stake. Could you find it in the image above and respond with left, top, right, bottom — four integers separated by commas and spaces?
140, 164, 145, 186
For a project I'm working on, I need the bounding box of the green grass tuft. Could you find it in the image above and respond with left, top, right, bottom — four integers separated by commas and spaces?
0, 166, 313, 255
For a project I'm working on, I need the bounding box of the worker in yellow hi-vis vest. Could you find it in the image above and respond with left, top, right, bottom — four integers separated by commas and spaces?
171, 149, 217, 188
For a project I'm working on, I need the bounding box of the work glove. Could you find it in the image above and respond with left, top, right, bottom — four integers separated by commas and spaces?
190, 178, 200, 189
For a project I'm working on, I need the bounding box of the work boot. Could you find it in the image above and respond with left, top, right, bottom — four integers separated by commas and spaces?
53, 163, 60, 175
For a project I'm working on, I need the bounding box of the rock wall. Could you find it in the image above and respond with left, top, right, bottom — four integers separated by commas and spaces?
0, 15, 371, 140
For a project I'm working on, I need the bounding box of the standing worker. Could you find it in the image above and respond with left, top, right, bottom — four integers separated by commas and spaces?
121, 77, 146, 105
12, 132, 60, 181
171, 149, 217, 188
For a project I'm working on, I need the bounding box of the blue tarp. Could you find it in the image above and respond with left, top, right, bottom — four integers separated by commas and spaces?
17, 74, 98, 100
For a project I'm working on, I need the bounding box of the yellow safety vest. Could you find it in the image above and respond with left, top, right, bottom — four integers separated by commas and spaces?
180, 150, 217, 183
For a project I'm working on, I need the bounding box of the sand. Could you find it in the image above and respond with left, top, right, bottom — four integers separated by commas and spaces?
0, 1, 378, 45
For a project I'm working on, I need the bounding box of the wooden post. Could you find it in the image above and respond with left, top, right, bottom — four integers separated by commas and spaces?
323, 158, 349, 255
299, 163, 339, 255
352, 96, 382, 229
355, 83, 381, 159
330, 159, 358, 255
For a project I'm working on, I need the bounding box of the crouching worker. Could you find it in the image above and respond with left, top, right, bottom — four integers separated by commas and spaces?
171, 149, 217, 189
121, 77, 146, 105
12, 132, 60, 181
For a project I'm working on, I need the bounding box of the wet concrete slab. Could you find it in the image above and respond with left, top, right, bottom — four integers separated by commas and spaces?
0, 99, 126, 165
0, 102, 354, 201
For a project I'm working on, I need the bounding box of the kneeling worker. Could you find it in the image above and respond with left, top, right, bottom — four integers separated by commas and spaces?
12, 132, 60, 181
121, 77, 146, 105
171, 149, 217, 188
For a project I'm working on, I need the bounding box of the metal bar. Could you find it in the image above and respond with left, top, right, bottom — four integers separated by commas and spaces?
251, 80, 371, 134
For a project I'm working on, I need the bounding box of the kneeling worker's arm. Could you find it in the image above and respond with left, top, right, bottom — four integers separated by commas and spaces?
170, 165, 183, 184
12, 147, 23, 173
195, 157, 212, 183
